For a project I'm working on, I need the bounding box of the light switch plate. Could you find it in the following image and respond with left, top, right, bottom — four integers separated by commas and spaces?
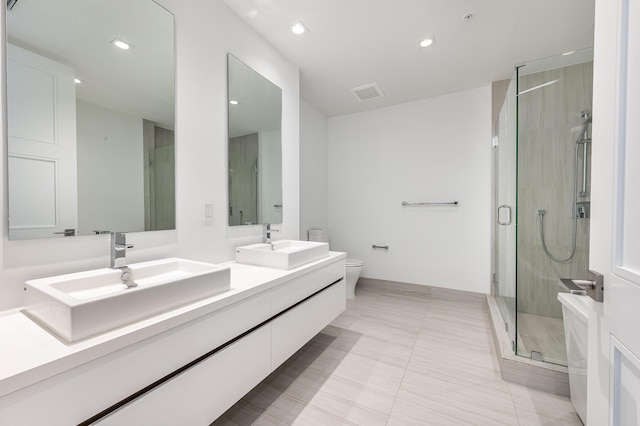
203, 202, 214, 223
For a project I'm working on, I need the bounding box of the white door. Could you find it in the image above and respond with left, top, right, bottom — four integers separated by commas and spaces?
589, 0, 640, 424
7, 44, 77, 239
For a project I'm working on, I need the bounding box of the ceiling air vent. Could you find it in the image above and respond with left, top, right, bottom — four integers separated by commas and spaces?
350, 83, 385, 102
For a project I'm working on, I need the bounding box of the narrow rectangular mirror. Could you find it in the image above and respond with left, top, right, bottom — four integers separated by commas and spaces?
5, 0, 175, 240
227, 54, 283, 226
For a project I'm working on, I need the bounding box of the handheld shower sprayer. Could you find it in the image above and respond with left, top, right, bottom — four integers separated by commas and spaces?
577, 110, 592, 144
538, 110, 593, 263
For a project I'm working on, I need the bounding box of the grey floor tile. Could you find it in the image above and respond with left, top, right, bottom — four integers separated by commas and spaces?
211, 398, 265, 425
330, 310, 361, 329
407, 380, 520, 425
388, 397, 472, 425
328, 333, 413, 368
347, 318, 419, 347
509, 384, 583, 425
252, 394, 350, 425
285, 380, 389, 425
358, 307, 425, 332
292, 369, 398, 414
212, 283, 579, 425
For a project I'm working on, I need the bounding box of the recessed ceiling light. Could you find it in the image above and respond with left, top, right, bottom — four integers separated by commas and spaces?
291, 22, 307, 35
111, 38, 133, 50
74, 78, 82, 84
419, 37, 435, 48
562, 50, 576, 56
229, 100, 239, 105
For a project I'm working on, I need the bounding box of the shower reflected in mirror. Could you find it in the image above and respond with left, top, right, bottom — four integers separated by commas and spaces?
227, 54, 283, 226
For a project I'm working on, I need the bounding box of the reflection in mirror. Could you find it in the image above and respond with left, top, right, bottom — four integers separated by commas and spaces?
6, 0, 175, 240
227, 54, 283, 226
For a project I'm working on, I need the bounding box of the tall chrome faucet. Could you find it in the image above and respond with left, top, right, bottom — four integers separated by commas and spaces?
263, 223, 273, 243
111, 232, 136, 288
111, 232, 134, 268
262, 223, 279, 246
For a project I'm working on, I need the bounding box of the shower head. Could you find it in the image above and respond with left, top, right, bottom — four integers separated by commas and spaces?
577, 110, 592, 144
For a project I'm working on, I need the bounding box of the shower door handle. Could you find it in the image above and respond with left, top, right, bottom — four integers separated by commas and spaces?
497, 205, 512, 225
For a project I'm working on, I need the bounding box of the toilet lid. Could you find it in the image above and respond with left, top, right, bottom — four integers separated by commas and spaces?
346, 258, 363, 267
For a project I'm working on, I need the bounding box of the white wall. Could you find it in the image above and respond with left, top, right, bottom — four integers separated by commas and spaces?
299, 100, 329, 238
76, 101, 145, 235
0, 0, 300, 311
328, 86, 492, 294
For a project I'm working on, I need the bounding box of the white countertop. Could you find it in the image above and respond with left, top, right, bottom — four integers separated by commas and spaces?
0, 252, 346, 398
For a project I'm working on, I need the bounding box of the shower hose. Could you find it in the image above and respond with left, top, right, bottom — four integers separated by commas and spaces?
538, 142, 581, 263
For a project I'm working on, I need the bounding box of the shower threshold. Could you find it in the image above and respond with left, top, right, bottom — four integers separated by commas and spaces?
486, 295, 569, 396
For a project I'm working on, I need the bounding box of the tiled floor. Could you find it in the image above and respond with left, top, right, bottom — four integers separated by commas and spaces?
212, 282, 582, 425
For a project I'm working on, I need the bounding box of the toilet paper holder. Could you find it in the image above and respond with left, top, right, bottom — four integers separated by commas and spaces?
372, 244, 389, 250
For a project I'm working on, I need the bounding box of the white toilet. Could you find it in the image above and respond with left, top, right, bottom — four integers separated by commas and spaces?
308, 229, 363, 299
558, 292, 592, 425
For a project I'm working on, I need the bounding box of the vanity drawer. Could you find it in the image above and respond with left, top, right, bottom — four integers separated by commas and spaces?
271, 279, 346, 370
95, 324, 272, 425
270, 258, 345, 315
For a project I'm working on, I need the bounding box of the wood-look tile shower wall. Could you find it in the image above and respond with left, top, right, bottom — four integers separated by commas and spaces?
517, 62, 593, 318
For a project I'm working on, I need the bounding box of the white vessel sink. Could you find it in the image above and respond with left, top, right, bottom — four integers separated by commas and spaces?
22, 258, 231, 342
235, 240, 329, 270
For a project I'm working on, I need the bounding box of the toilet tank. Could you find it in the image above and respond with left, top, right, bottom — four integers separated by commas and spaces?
308, 228, 329, 243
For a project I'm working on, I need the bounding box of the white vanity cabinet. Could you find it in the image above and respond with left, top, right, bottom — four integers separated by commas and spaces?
96, 325, 273, 425
0, 290, 274, 425
0, 255, 346, 425
94, 261, 345, 424
272, 280, 345, 370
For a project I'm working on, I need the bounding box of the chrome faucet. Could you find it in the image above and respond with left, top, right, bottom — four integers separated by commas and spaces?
262, 223, 279, 247
111, 232, 133, 267
263, 223, 272, 244
110, 232, 137, 287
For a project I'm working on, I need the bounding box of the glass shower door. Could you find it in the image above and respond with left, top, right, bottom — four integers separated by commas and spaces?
494, 72, 518, 351
515, 53, 593, 365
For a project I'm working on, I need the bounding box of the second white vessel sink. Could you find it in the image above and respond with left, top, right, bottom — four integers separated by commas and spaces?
235, 240, 329, 270
23, 258, 231, 342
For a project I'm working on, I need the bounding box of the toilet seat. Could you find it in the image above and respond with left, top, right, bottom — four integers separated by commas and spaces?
346, 258, 363, 267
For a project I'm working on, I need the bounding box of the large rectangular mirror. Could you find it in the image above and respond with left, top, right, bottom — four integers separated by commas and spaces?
5, 0, 175, 240
227, 54, 283, 226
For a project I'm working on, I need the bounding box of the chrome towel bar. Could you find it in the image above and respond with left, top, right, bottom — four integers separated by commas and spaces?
402, 201, 458, 206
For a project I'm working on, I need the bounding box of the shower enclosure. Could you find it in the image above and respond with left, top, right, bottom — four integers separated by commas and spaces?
493, 49, 593, 366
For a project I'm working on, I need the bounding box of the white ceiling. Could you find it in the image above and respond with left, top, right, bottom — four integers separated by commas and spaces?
222, 0, 595, 117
